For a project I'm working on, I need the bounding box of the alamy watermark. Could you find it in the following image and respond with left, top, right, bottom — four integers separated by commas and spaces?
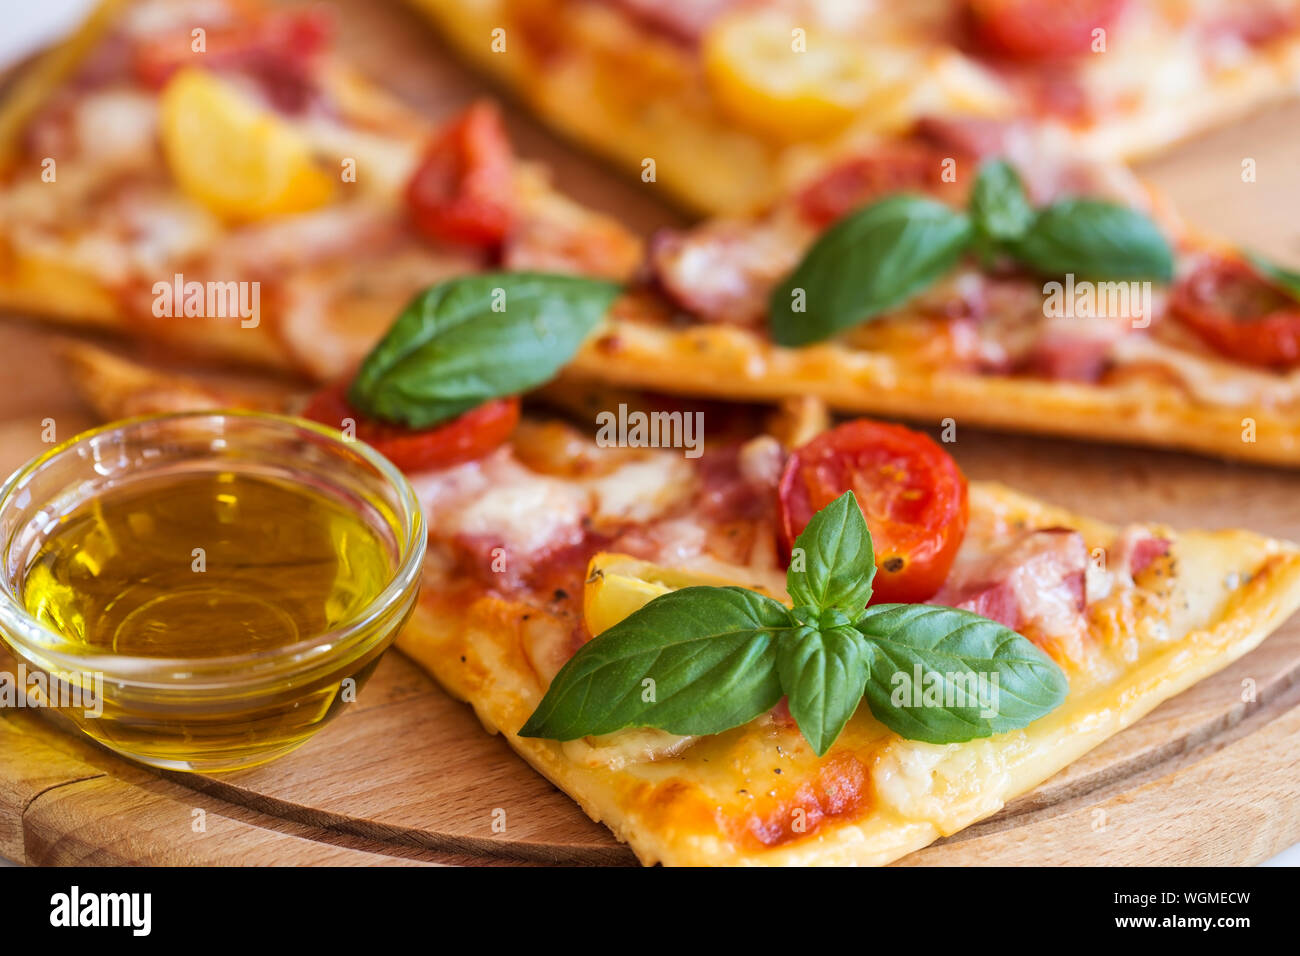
1043, 275, 1153, 329
152, 272, 260, 328
595, 403, 704, 459
1, 663, 102, 718
890, 664, 1000, 719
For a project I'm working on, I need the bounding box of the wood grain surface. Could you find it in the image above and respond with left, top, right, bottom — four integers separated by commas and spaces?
1, 0, 1299, 866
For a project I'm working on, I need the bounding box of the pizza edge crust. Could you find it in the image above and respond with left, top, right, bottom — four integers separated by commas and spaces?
568, 319, 1300, 466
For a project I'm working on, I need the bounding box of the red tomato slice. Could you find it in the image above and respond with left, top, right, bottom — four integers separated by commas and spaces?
778, 420, 969, 605
795, 144, 967, 228
405, 101, 514, 248
965, 0, 1125, 60
302, 384, 520, 472
133, 8, 332, 109
1170, 256, 1300, 369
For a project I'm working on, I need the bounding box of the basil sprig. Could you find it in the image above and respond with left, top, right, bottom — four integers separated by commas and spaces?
520, 492, 1068, 756
770, 197, 973, 346
770, 158, 1175, 345
1010, 198, 1174, 281
970, 158, 1035, 244
348, 272, 621, 428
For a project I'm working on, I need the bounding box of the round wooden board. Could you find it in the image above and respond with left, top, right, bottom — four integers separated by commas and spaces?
3, 0, 1300, 867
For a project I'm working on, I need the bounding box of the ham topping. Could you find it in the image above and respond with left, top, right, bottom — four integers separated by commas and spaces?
931, 528, 1089, 657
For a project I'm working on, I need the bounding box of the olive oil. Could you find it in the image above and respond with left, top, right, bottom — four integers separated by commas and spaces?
24, 471, 395, 657
20, 470, 402, 770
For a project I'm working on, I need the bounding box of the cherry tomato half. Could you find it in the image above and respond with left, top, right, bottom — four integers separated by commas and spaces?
1169, 256, 1300, 369
965, 0, 1126, 60
405, 101, 514, 248
302, 383, 520, 472
795, 144, 967, 228
778, 420, 969, 605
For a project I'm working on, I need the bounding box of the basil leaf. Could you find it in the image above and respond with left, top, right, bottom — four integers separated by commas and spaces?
777, 625, 868, 756
1247, 252, 1300, 304
349, 272, 621, 428
518, 587, 793, 740
1011, 199, 1174, 282
769, 196, 973, 346
856, 603, 1068, 744
786, 490, 875, 617
970, 159, 1034, 243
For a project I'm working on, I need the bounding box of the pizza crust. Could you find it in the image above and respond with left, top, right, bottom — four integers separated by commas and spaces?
567, 317, 1300, 466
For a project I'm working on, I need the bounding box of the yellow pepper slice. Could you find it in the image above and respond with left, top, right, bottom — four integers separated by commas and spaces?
159, 68, 334, 221
703, 12, 908, 142
583, 552, 779, 637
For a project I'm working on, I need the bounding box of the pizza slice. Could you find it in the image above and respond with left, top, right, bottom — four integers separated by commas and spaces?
551, 133, 1300, 466
59, 310, 1300, 866
403, 0, 1300, 215
0, 0, 639, 378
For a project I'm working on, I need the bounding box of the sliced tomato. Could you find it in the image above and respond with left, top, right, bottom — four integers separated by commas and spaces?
1169, 256, 1300, 368
133, 8, 332, 111
965, 0, 1125, 60
405, 101, 515, 248
778, 420, 969, 605
302, 384, 520, 472
795, 144, 966, 228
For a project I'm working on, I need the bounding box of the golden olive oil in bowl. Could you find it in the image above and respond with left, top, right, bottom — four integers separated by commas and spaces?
25, 472, 394, 659
0, 412, 425, 772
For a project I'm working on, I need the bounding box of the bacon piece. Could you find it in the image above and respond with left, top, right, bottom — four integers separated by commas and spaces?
932, 528, 1088, 641
1023, 332, 1115, 382
1111, 526, 1171, 579
1128, 536, 1170, 577
646, 217, 809, 325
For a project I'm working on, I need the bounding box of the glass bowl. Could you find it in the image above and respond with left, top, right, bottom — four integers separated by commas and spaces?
0, 411, 425, 772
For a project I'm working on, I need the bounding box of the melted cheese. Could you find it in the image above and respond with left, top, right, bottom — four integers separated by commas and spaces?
1111, 335, 1300, 409
409, 450, 590, 559
586, 455, 696, 525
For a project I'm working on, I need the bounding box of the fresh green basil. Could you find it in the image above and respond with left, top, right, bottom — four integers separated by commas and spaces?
777, 625, 869, 756
348, 273, 621, 428
786, 491, 876, 617
520, 492, 1070, 755
769, 196, 973, 347
768, 159, 1177, 345
518, 586, 793, 740
1012, 199, 1174, 282
857, 603, 1069, 744
1247, 252, 1300, 304
970, 159, 1035, 243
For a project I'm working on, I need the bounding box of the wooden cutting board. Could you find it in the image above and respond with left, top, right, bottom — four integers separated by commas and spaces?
2, 0, 1300, 866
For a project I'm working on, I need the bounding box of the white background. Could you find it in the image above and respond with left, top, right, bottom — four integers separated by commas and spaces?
0, 0, 1294, 869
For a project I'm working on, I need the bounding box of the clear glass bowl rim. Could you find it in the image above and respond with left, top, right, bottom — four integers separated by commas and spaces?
0, 409, 427, 683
